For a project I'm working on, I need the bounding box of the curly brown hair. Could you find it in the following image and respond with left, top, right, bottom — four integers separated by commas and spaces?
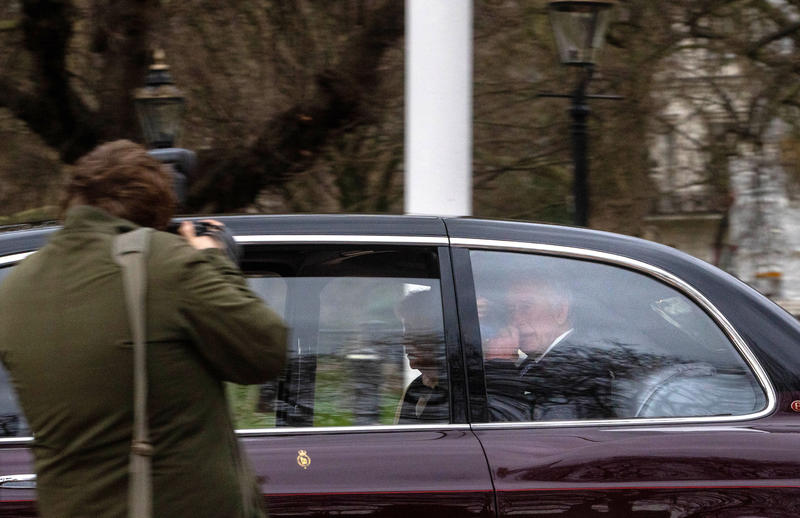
61, 140, 177, 229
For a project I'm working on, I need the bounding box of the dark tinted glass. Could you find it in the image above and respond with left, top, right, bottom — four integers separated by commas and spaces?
0, 267, 30, 437
228, 245, 449, 429
470, 250, 767, 422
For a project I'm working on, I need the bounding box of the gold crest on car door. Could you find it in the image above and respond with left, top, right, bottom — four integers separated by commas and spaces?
297, 449, 311, 470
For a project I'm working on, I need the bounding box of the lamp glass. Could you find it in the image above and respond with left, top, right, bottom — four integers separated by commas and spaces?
549, 2, 613, 65
134, 94, 185, 149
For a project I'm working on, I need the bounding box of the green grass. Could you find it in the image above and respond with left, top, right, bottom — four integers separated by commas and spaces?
226, 356, 406, 429
226, 383, 275, 429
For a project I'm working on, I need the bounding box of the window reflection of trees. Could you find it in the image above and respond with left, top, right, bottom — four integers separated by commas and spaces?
473, 250, 766, 424
486, 339, 765, 422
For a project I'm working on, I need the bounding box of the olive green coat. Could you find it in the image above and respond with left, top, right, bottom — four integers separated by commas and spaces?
0, 206, 288, 518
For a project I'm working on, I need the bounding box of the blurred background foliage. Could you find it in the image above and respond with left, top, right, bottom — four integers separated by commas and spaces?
1, 0, 799, 235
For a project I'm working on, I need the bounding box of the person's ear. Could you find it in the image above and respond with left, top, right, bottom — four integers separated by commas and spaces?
554, 301, 569, 326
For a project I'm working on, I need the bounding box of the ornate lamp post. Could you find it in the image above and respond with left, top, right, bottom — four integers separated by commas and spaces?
546, 0, 616, 227
133, 50, 195, 205
133, 49, 185, 149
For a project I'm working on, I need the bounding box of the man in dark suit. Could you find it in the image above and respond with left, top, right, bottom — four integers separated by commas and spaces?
483, 277, 618, 421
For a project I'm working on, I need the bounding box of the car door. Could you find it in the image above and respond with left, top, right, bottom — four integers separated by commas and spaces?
231, 239, 493, 518
0, 236, 495, 518
450, 239, 800, 518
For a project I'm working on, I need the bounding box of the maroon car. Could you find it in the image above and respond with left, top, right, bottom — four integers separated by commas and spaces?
1, 215, 799, 517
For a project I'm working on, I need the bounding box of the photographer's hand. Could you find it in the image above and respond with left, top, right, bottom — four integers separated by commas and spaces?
179, 220, 226, 251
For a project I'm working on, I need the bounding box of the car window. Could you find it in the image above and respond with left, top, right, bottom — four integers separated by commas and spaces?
229, 245, 448, 429
0, 266, 30, 437
0, 245, 449, 437
224, 275, 288, 429
0, 365, 28, 437
470, 250, 767, 422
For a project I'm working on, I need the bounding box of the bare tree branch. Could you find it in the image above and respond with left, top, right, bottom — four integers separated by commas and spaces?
189, 0, 404, 212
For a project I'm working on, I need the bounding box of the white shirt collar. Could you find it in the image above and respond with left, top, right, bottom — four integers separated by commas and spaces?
515, 328, 574, 366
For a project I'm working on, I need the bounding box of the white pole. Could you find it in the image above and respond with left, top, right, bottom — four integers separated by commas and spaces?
405, 0, 473, 216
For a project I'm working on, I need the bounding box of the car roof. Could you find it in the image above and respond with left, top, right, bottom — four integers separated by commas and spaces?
0, 214, 448, 256
0, 213, 743, 274
0, 214, 749, 303
0, 213, 712, 265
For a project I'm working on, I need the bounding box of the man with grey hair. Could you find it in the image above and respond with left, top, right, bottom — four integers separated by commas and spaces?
483, 276, 573, 368
483, 276, 615, 421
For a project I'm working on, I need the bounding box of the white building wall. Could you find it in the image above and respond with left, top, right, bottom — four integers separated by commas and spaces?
728, 122, 800, 307
646, 8, 800, 314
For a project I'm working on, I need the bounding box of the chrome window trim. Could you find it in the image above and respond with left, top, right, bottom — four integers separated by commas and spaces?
0, 251, 34, 266
237, 423, 471, 436
452, 237, 778, 425
0, 437, 33, 444
0, 424, 471, 444
470, 414, 766, 430
0, 473, 36, 489
235, 235, 448, 246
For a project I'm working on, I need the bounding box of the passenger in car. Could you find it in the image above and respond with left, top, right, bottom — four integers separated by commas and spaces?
394, 289, 449, 424
482, 276, 620, 421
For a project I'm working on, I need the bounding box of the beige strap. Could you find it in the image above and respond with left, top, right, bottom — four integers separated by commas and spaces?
113, 228, 153, 518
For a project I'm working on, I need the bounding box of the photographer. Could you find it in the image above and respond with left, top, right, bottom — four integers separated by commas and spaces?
0, 140, 287, 518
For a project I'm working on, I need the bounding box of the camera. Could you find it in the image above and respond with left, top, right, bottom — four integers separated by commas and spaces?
146, 150, 241, 266
167, 220, 242, 265
147, 149, 241, 265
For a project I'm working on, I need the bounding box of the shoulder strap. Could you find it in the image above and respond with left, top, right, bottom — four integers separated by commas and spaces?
112, 228, 153, 518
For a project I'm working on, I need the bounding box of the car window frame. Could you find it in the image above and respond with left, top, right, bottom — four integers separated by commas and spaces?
450, 237, 777, 429
0, 252, 34, 267
230, 237, 468, 433
0, 234, 471, 445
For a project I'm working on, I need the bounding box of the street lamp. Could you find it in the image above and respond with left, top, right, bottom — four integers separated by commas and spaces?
546, 0, 616, 227
133, 50, 196, 205
133, 49, 186, 149
549, 0, 615, 66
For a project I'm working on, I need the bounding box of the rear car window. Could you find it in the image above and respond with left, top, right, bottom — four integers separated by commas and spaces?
228, 245, 449, 429
0, 245, 449, 438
